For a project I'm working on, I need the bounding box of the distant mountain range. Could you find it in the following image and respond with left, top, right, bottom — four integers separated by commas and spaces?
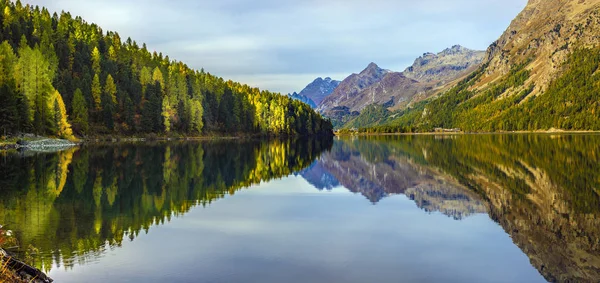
288, 77, 340, 108
293, 45, 484, 127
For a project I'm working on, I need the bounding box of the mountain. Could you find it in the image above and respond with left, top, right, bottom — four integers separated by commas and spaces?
369, 0, 600, 133
0, 1, 332, 138
317, 63, 389, 114
317, 47, 485, 128
295, 77, 341, 106
289, 92, 317, 108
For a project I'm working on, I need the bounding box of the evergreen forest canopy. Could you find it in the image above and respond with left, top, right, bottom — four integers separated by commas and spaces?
0, 0, 332, 139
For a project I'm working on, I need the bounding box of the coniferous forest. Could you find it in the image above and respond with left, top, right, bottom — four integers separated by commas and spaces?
0, 0, 332, 139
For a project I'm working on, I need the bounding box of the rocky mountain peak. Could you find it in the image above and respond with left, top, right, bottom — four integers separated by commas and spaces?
360, 62, 387, 76
404, 45, 485, 83
441, 45, 468, 55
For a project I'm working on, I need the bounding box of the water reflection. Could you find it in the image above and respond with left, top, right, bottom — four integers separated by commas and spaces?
1, 134, 599, 282
0, 137, 333, 272
300, 135, 600, 282
302, 138, 488, 220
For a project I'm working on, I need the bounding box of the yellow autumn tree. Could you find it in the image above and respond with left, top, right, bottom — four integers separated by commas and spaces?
49, 90, 75, 140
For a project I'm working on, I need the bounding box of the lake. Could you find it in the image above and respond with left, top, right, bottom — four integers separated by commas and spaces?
1, 134, 599, 283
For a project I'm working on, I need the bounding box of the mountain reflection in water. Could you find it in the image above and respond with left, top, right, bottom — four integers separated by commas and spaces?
1, 134, 599, 283
301, 135, 600, 282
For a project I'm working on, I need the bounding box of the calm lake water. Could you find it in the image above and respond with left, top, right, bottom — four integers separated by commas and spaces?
1, 134, 599, 283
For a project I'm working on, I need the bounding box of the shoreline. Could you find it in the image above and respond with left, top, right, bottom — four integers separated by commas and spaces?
0, 133, 333, 152
335, 130, 600, 136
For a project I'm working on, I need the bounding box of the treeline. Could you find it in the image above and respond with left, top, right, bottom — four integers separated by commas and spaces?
0, 0, 332, 138
357, 47, 600, 133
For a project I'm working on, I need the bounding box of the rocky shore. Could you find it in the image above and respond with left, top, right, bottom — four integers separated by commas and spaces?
0, 248, 53, 283
0, 137, 78, 152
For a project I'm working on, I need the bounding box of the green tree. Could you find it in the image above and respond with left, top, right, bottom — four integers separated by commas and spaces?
142, 82, 163, 133
91, 46, 101, 75
71, 88, 89, 134
104, 74, 117, 104
91, 74, 101, 111
0, 41, 17, 85
0, 83, 18, 135
14, 45, 54, 134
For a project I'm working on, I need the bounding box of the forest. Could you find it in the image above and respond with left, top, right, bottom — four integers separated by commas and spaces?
0, 0, 332, 139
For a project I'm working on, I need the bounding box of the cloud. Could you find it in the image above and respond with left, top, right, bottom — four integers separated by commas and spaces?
26, 0, 527, 93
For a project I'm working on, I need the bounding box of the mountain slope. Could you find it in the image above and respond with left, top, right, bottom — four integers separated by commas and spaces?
368, 0, 600, 133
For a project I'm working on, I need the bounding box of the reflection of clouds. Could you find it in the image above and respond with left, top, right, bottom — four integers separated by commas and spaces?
49, 177, 545, 283
27, 0, 525, 93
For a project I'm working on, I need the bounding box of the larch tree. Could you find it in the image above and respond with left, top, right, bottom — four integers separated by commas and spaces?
51, 89, 74, 140
14, 45, 54, 133
91, 73, 101, 111
102, 74, 117, 130
152, 67, 164, 90
91, 46, 101, 75
104, 74, 117, 104
0, 41, 16, 85
139, 66, 152, 93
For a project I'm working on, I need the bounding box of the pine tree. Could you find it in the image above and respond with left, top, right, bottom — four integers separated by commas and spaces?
71, 88, 89, 134
142, 82, 162, 132
0, 83, 18, 135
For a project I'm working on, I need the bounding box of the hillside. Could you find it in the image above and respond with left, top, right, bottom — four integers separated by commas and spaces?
366, 0, 600, 133
0, 0, 332, 139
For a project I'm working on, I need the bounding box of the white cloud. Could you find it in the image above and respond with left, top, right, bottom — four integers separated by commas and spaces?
25, 0, 527, 93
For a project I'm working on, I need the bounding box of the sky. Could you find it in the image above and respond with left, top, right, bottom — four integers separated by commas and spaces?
25, 0, 527, 94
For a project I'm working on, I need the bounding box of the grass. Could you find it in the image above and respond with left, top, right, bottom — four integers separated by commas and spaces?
0, 226, 26, 283
1, 256, 25, 283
